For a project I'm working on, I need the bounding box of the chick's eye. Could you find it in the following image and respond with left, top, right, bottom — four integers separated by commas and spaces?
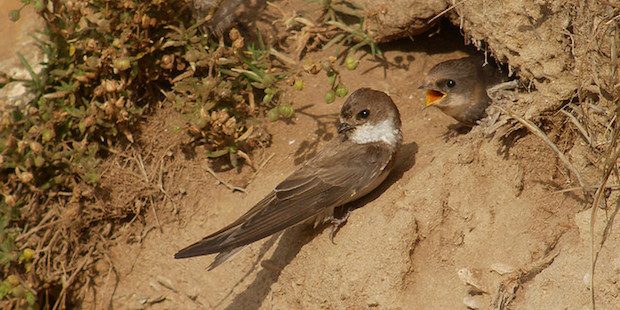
358, 109, 370, 119
446, 80, 456, 88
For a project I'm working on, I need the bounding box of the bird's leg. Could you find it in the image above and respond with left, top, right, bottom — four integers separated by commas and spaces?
328, 208, 352, 244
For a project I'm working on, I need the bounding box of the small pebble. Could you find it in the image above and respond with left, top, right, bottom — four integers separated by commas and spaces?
490, 263, 515, 275
157, 275, 177, 293
463, 295, 482, 309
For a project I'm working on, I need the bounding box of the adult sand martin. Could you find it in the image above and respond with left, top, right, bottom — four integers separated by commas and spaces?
420, 56, 504, 126
175, 88, 402, 269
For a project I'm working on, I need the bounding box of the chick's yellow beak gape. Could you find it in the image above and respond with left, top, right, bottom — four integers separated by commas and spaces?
425, 89, 446, 106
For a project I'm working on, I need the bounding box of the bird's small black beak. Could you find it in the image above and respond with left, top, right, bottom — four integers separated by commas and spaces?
338, 122, 355, 134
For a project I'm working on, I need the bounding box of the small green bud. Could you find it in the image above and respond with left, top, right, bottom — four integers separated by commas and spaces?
278, 105, 294, 118
345, 57, 359, 70
113, 57, 131, 71
327, 74, 336, 87
33, 1, 44, 11
293, 79, 304, 91
267, 108, 279, 121
262, 93, 274, 104
325, 90, 336, 104
265, 87, 277, 95
22, 248, 35, 260
42, 129, 55, 142
335, 84, 348, 98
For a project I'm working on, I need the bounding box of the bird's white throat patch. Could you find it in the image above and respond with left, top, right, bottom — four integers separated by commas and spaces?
349, 119, 400, 147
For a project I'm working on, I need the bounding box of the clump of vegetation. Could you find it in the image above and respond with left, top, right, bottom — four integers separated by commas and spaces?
164, 26, 282, 166
0, 0, 382, 308
1, 0, 286, 307
1, 0, 197, 308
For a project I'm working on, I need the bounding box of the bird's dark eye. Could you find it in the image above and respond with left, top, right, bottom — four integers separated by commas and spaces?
357, 109, 370, 119
446, 80, 456, 88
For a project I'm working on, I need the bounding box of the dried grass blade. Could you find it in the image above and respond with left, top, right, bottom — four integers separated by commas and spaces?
495, 106, 586, 188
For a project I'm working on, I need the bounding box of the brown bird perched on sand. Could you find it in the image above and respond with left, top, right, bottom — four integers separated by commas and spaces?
175, 88, 402, 269
419, 56, 505, 127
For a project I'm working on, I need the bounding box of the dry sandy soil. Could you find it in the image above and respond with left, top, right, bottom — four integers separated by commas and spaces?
1, 0, 618, 309
88, 29, 618, 310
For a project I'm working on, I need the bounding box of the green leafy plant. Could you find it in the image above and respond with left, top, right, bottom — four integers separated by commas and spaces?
1, 0, 194, 308
163, 25, 299, 166
314, 0, 383, 58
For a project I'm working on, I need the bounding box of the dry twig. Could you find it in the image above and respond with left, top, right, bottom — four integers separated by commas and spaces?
494, 234, 562, 309
561, 109, 595, 148
202, 164, 247, 193
588, 115, 620, 310
494, 250, 559, 309
52, 245, 95, 310
587, 23, 620, 309
428, 0, 472, 24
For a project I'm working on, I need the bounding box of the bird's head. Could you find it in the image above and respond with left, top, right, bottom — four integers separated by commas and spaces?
338, 88, 402, 148
419, 57, 482, 109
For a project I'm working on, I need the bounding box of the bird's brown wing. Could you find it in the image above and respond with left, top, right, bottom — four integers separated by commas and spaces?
174, 138, 394, 259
